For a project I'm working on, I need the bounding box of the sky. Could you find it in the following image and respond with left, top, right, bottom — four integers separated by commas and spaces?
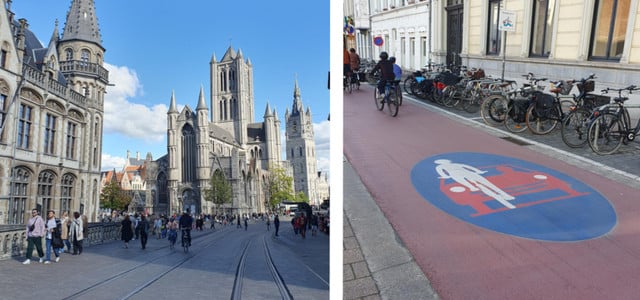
11, 0, 331, 176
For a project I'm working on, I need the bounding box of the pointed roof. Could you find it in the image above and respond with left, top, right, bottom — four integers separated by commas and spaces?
264, 102, 272, 117
48, 19, 60, 47
210, 53, 217, 63
168, 90, 178, 113
196, 85, 207, 110
61, 0, 103, 47
221, 46, 236, 62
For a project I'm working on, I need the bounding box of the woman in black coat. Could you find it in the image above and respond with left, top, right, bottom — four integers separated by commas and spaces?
121, 214, 134, 248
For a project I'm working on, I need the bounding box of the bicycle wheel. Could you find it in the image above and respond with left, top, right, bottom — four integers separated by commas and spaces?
441, 85, 457, 107
374, 88, 384, 111
504, 105, 528, 133
461, 90, 481, 113
345, 77, 352, 94
525, 105, 560, 135
387, 88, 399, 117
403, 77, 416, 95
480, 95, 508, 126
587, 113, 624, 155
560, 108, 592, 148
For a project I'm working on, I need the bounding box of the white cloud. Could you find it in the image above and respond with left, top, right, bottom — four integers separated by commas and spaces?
101, 153, 127, 172
103, 62, 167, 142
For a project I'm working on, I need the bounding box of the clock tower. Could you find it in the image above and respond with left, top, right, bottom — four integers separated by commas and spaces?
284, 79, 318, 205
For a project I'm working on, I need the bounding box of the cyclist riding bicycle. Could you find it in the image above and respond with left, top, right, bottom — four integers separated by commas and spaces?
370, 51, 395, 100
179, 210, 194, 247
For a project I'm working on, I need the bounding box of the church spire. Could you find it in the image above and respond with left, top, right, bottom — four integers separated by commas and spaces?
196, 85, 207, 110
61, 0, 102, 47
168, 90, 178, 113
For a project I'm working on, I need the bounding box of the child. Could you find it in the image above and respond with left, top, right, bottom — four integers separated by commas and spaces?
390, 56, 402, 81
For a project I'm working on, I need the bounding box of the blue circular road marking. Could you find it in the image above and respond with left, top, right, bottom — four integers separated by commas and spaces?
410, 152, 616, 242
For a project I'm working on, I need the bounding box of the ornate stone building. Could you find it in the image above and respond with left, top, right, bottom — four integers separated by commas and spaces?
0, 0, 108, 224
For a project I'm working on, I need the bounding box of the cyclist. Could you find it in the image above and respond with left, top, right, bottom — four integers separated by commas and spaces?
370, 51, 395, 101
349, 48, 361, 87
179, 210, 194, 247
389, 56, 402, 81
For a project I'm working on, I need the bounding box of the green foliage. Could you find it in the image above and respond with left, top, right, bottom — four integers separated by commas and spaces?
267, 166, 295, 210
99, 181, 131, 211
294, 191, 309, 203
203, 169, 233, 210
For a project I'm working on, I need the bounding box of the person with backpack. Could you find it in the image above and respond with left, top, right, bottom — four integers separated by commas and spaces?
44, 210, 62, 264
370, 51, 395, 101
70, 212, 84, 255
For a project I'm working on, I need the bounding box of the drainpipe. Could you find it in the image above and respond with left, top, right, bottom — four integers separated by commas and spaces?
428, 0, 432, 70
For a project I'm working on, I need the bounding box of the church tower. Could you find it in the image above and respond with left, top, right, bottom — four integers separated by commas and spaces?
285, 79, 318, 204
57, 0, 109, 213
210, 47, 255, 146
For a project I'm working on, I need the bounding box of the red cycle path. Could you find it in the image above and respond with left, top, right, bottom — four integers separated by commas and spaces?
343, 85, 640, 300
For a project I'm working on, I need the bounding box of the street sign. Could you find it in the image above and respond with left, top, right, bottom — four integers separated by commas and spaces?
499, 10, 516, 32
373, 36, 384, 47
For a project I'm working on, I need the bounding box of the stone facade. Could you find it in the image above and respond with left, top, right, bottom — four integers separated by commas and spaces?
0, 0, 108, 224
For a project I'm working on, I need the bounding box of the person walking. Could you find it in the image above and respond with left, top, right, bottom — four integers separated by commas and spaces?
133, 213, 140, 240
44, 210, 62, 264
23, 209, 46, 264
121, 214, 134, 248
154, 217, 162, 239
60, 211, 72, 253
69, 212, 84, 255
139, 214, 150, 250
274, 215, 280, 237
244, 216, 248, 231
266, 216, 271, 231
311, 213, 319, 237
298, 214, 307, 239
237, 215, 241, 229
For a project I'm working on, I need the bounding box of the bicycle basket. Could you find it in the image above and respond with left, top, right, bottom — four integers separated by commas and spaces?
578, 80, 595, 93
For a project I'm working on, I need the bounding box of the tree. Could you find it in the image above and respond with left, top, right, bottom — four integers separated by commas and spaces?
294, 191, 309, 203
267, 166, 295, 211
99, 181, 131, 211
202, 169, 233, 214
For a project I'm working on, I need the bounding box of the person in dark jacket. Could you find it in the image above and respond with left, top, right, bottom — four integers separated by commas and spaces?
121, 214, 134, 248
370, 51, 395, 98
274, 215, 280, 237
139, 214, 150, 249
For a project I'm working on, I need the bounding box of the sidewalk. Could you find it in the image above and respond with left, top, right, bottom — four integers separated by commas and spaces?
343, 159, 438, 300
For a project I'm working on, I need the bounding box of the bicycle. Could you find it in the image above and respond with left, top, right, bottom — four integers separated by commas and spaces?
180, 227, 191, 253
587, 85, 640, 155
480, 74, 543, 127
374, 80, 400, 117
558, 74, 606, 148
343, 74, 353, 94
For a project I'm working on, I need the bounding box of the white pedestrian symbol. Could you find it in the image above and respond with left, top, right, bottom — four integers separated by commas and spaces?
435, 159, 516, 209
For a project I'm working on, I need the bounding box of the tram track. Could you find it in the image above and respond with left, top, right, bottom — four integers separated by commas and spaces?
60, 228, 236, 300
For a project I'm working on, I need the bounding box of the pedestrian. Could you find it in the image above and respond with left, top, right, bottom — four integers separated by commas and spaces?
121, 214, 134, 248
196, 215, 204, 231
292, 216, 298, 235
154, 217, 162, 239
70, 212, 84, 255
44, 210, 62, 264
244, 217, 248, 231
81, 212, 88, 239
237, 215, 241, 229
139, 214, 150, 250
60, 211, 72, 253
266, 216, 271, 231
210, 215, 216, 229
274, 215, 280, 237
298, 214, 307, 239
311, 213, 319, 236
23, 208, 46, 264
167, 218, 178, 249
133, 213, 140, 240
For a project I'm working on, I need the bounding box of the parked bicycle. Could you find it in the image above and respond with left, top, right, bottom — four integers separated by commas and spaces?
558, 74, 608, 148
587, 85, 640, 155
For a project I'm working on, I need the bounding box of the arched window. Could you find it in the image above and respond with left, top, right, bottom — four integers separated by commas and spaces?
219, 101, 224, 120
9, 167, 31, 224
223, 100, 228, 120
38, 170, 56, 217
60, 174, 75, 217
299, 146, 303, 157
290, 148, 294, 158
65, 48, 73, 61
81, 49, 90, 65
181, 125, 197, 182
157, 172, 167, 204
